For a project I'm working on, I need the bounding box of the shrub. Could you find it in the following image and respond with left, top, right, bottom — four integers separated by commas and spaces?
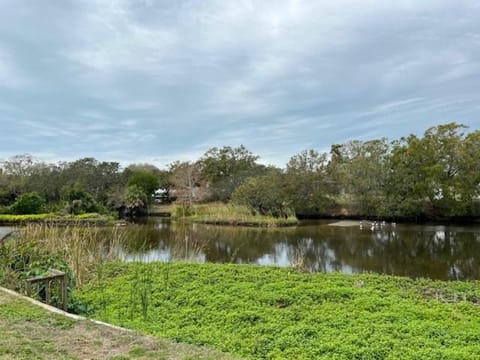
10, 192, 45, 214
62, 186, 98, 214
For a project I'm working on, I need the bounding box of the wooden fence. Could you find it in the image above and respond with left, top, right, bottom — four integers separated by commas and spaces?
25, 269, 68, 311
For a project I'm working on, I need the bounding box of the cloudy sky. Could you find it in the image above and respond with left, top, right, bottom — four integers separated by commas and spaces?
0, 0, 479, 168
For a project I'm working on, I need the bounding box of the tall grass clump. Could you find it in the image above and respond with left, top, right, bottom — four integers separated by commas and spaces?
0, 223, 127, 289
173, 203, 298, 227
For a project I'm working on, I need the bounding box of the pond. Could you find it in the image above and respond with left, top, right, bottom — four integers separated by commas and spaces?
117, 219, 480, 281
0, 227, 14, 241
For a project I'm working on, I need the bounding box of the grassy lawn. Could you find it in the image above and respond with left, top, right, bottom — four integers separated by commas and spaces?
75, 262, 480, 360
0, 289, 239, 360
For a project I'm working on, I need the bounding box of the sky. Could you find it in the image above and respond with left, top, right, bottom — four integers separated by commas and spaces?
0, 0, 479, 168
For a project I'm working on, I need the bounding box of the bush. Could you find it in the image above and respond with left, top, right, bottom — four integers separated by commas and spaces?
10, 192, 45, 214
62, 186, 98, 214
0, 205, 10, 214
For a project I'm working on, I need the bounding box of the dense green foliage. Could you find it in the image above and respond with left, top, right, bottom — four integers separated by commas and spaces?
198, 145, 267, 202
0, 156, 167, 219
231, 172, 293, 217
76, 262, 480, 360
10, 192, 45, 214
127, 171, 160, 199
1, 123, 479, 220
62, 185, 99, 214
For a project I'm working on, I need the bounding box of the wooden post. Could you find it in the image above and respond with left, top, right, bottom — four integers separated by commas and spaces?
45, 280, 50, 305
25, 281, 32, 298
61, 277, 67, 311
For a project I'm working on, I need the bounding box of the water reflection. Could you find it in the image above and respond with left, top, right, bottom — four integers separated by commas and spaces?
116, 219, 480, 281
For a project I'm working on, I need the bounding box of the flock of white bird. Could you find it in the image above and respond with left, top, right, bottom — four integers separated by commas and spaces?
359, 220, 396, 231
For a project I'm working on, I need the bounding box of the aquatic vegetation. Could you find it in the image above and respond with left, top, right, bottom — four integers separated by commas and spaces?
0, 212, 115, 225
173, 203, 298, 227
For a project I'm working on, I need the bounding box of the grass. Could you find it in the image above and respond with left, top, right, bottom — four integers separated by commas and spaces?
0, 289, 239, 360
75, 262, 480, 360
0, 212, 115, 225
173, 204, 298, 227
1, 224, 127, 289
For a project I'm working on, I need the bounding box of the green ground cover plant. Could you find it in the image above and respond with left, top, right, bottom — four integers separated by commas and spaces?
75, 262, 480, 360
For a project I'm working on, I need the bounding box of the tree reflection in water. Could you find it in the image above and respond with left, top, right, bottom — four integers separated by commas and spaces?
116, 219, 480, 280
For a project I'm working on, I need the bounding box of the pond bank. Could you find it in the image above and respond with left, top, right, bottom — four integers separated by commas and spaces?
75, 262, 480, 360
0, 287, 238, 360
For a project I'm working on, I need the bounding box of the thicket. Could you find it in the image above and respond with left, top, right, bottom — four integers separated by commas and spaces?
0, 157, 168, 219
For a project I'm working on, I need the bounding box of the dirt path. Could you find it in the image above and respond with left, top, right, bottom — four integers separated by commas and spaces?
0, 289, 239, 360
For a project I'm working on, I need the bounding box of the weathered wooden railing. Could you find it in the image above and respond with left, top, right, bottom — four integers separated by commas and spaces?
25, 269, 68, 311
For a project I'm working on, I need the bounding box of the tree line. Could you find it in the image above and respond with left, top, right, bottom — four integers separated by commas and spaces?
1, 123, 479, 220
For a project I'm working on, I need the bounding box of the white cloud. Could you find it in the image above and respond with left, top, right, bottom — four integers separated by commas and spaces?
0, 0, 479, 167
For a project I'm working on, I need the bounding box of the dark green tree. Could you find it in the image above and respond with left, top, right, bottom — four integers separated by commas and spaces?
285, 150, 334, 217
325, 139, 390, 217
127, 171, 160, 200
231, 171, 292, 217
199, 145, 264, 201
62, 158, 123, 203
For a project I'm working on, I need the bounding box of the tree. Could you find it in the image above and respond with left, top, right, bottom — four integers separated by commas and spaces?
24, 162, 65, 203
385, 135, 426, 218
231, 172, 292, 217
169, 162, 205, 208
127, 171, 160, 200
385, 123, 478, 218
285, 150, 334, 217
0, 154, 35, 176
198, 145, 264, 201
62, 185, 98, 214
458, 130, 480, 215
124, 185, 148, 217
325, 139, 389, 217
0, 154, 37, 204
62, 158, 123, 203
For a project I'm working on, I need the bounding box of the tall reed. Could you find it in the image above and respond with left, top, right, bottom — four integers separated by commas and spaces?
14, 223, 127, 286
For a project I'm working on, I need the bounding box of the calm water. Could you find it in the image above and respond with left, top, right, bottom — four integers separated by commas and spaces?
117, 219, 480, 281
0, 227, 14, 240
